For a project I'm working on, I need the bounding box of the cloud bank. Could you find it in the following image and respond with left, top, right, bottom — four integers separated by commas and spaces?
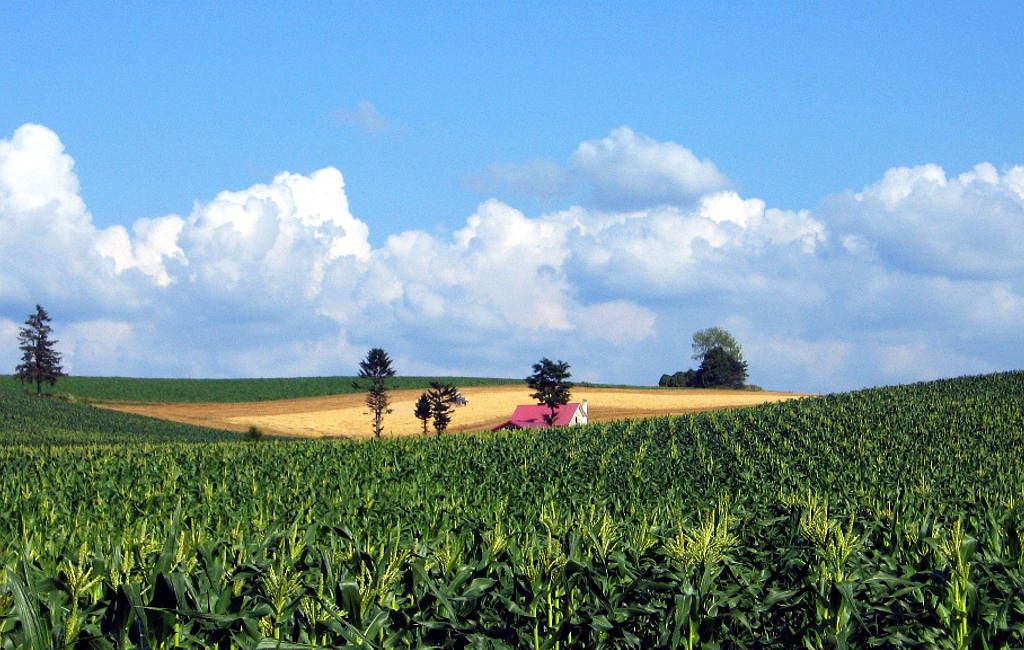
2, 123, 1022, 392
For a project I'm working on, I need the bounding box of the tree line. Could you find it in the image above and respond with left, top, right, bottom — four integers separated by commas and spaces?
659, 326, 749, 389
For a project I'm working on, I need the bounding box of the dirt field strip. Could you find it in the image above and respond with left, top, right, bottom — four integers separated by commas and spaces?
102, 385, 808, 439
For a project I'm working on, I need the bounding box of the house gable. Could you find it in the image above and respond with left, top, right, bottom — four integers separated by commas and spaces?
492, 401, 588, 430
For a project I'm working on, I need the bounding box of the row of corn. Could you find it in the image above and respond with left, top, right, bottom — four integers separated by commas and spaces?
2, 500, 1023, 648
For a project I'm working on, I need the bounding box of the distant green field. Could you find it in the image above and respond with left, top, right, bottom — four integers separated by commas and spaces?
0, 388, 244, 445
2, 375, 522, 403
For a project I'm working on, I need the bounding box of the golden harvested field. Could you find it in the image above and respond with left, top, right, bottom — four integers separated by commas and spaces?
103, 384, 807, 439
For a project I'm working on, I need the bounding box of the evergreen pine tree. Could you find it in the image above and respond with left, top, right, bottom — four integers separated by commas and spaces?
426, 381, 458, 436
355, 348, 395, 437
15, 305, 66, 396
414, 392, 432, 435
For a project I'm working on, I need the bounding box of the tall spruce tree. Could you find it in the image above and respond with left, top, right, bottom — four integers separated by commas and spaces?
16, 305, 66, 396
355, 348, 395, 437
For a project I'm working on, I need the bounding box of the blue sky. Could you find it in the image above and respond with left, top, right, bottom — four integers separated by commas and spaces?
2, 3, 1023, 392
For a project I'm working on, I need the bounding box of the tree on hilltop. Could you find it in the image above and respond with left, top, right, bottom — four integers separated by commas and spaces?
15, 305, 67, 396
659, 327, 748, 389
527, 358, 572, 426
355, 348, 395, 437
697, 345, 748, 388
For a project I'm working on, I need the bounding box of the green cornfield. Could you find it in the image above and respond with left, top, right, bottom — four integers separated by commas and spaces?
2, 372, 1024, 647
0, 388, 241, 446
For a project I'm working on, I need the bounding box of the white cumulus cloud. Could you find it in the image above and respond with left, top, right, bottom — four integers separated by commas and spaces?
180, 167, 371, 309
470, 126, 731, 212
95, 216, 186, 287
0, 123, 86, 218
3, 122, 1024, 392
829, 162, 1024, 278
571, 126, 730, 209
0, 124, 136, 307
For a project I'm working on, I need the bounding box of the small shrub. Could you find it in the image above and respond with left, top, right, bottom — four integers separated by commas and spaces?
243, 425, 266, 442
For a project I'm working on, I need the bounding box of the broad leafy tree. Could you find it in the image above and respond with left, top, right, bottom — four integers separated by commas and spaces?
426, 381, 459, 436
355, 348, 395, 437
527, 358, 572, 426
691, 327, 744, 365
660, 327, 748, 388
697, 345, 748, 388
16, 305, 66, 396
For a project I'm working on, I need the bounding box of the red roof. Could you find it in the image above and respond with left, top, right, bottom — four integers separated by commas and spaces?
493, 403, 581, 430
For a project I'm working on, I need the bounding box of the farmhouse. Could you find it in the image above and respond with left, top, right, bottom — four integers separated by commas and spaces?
492, 400, 588, 430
